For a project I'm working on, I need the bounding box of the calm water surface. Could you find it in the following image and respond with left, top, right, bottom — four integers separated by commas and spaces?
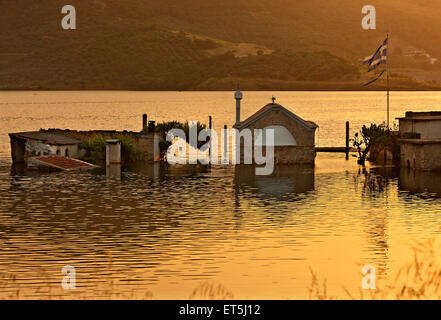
1, 91, 441, 299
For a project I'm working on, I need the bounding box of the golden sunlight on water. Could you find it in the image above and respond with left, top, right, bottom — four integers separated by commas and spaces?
1, 91, 441, 299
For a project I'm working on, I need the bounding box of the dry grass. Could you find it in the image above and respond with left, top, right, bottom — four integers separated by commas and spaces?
309, 237, 441, 300
0, 252, 153, 300
0, 274, 20, 299
390, 238, 441, 299
307, 267, 332, 300
2, 238, 441, 299
189, 281, 234, 300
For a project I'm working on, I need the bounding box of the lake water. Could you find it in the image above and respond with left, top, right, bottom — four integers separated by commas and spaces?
1, 91, 441, 299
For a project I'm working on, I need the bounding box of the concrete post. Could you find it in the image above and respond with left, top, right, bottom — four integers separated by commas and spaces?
235, 89, 243, 126
106, 164, 121, 180
106, 139, 121, 166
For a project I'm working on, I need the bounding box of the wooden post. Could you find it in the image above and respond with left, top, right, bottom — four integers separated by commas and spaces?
345, 121, 350, 159
223, 124, 228, 163
209, 116, 212, 165
142, 114, 148, 132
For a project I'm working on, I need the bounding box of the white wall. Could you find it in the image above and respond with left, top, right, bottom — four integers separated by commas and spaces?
254, 125, 297, 146
25, 141, 83, 159
400, 119, 441, 139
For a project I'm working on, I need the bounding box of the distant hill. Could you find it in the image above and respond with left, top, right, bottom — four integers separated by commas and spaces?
1, 0, 441, 90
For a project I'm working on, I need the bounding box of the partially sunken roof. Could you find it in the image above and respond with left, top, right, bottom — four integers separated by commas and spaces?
9, 131, 80, 145
233, 103, 318, 130
34, 156, 95, 170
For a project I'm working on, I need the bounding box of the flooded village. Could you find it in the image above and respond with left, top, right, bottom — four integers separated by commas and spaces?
3, 91, 441, 300
6, 0, 441, 307
7, 90, 441, 178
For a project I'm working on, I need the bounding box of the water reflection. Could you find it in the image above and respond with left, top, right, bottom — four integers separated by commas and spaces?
372, 166, 441, 198
358, 165, 441, 277
106, 164, 121, 180
352, 167, 393, 277
124, 162, 209, 180
399, 168, 441, 197
3, 158, 441, 299
234, 164, 314, 201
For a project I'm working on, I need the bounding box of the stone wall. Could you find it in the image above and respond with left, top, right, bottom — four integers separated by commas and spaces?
400, 142, 441, 171
132, 134, 160, 162
238, 108, 316, 164
273, 146, 316, 164
237, 144, 315, 165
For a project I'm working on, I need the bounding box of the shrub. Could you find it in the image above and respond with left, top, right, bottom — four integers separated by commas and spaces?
80, 135, 107, 164
155, 120, 208, 161
113, 134, 138, 162
351, 123, 391, 166
80, 134, 138, 164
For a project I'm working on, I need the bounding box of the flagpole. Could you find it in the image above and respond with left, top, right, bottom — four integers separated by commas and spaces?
386, 30, 390, 129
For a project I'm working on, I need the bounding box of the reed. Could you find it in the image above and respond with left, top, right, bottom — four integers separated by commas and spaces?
189, 281, 234, 300
310, 237, 441, 300
2, 238, 441, 300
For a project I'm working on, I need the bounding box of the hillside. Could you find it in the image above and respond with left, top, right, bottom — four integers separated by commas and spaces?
1, 0, 441, 90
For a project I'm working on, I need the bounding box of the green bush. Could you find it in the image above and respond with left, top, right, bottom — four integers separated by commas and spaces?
113, 134, 138, 162
80, 135, 106, 164
156, 120, 208, 161
351, 123, 391, 166
80, 134, 139, 164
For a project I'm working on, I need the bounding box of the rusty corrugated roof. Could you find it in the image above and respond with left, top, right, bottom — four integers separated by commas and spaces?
34, 156, 95, 170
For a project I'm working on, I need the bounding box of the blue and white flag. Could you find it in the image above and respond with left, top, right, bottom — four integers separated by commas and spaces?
362, 69, 386, 87
363, 37, 388, 72
362, 37, 388, 86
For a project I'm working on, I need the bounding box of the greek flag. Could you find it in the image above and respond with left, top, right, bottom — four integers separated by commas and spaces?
362, 69, 386, 87
363, 37, 388, 72
362, 37, 388, 86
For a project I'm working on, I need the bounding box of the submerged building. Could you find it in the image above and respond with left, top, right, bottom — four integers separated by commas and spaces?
8, 115, 161, 170
398, 111, 441, 171
233, 90, 318, 164
9, 131, 83, 163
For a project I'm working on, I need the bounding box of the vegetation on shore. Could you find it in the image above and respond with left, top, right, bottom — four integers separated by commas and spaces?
3, 1, 441, 90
